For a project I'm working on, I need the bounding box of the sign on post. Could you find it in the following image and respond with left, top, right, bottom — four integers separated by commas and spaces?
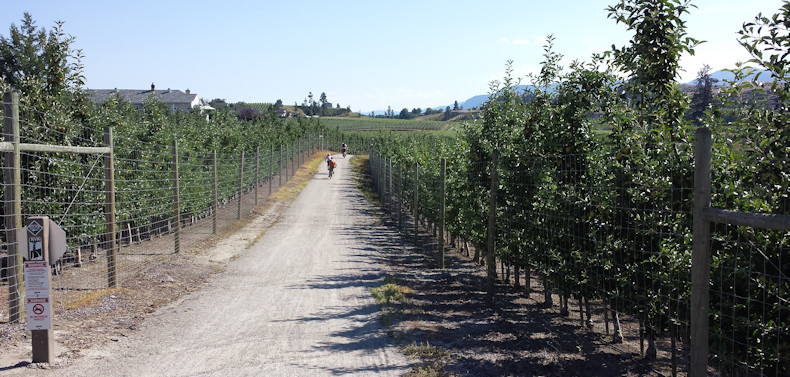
22, 216, 55, 363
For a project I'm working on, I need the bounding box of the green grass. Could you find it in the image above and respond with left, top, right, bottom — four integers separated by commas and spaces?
401, 342, 453, 377
370, 279, 413, 307
369, 276, 413, 326
319, 117, 454, 132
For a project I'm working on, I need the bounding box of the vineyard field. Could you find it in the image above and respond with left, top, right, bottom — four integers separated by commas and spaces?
318, 117, 456, 132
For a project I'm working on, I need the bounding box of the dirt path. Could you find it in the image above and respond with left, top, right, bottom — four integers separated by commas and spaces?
1, 154, 411, 376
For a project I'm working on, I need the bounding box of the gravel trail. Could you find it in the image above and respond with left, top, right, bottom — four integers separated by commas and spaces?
4, 154, 410, 376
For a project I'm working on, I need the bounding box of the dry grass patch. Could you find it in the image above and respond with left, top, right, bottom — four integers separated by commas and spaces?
61, 288, 126, 311
269, 152, 324, 202
401, 341, 453, 377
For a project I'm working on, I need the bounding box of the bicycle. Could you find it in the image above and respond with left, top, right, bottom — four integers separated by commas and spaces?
328, 160, 335, 179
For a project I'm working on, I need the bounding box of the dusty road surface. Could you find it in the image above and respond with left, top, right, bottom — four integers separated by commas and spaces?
3, 154, 411, 376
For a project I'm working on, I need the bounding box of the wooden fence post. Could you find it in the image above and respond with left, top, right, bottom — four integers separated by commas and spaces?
238, 151, 244, 220
104, 127, 117, 287
414, 163, 419, 241
386, 159, 392, 210
255, 146, 259, 206
398, 164, 403, 229
279, 145, 283, 187
172, 140, 180, 254
269, 146, 273, 195
486, 149, 499, 304
440, 158, 446, 269
690, 127, 712, 377
212, 150, 218, 234
3, 92, 22, 322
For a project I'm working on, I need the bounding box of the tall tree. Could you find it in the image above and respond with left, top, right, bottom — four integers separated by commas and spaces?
605, 0, 700, 358
0, 13, 85, 107
687, 64, 717, 125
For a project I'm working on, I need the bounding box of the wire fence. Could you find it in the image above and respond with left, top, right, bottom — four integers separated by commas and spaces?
368, 129, 789, 377
0, 93, 357, 327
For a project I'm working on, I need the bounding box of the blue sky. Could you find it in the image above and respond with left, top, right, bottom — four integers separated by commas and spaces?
1, 0, 785, 113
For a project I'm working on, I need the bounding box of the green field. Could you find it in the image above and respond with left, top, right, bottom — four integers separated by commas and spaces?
318, 117, 458, 133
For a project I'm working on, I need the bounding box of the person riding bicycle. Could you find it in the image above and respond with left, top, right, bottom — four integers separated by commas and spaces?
341, 143, 347, 157
326, 154, 335, 178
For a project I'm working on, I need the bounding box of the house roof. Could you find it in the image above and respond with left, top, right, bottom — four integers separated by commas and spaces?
89, 88, 198, 105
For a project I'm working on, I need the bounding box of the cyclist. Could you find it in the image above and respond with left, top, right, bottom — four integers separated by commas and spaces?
327, 154, 335, 178
341, 143, 348, 158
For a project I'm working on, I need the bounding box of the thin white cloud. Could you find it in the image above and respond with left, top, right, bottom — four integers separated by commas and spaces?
501, 37, 532, 46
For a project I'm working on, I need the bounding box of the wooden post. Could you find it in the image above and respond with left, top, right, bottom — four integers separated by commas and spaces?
440, 158, 446, 269
104, 127, 117, 287
690, 127, 712, 377
3, 92, 22, 322
291, 142, 295, 177
486, 150, 499, 304
238, 151, 244, 220
414, 163, 419, 241
255, 146, 259, 206
269, 146, 273, 195
172, 140, 180, 254
25, 217, 55, 363
386, 159, 391, 210
398, 164, 403, 229
279, 145, 283, 188
212, 150, 218, 234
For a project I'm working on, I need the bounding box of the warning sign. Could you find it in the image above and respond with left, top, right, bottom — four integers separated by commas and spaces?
26, 297, 51, 330
24, 261, 50, 295
24, 260, 52, 330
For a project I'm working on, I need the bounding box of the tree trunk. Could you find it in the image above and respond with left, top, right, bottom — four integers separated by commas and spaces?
611, 303, 623, 343
584, 297, 593, 329
645, 333, 657, 359
525, 266, 531, 295
513, 265, 521, 289
543, 276, 552, 307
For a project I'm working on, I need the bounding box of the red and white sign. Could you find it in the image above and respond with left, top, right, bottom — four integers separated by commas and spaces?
24, 261, 50, 295
26, 297, 51, 330
24, 260, 52, 330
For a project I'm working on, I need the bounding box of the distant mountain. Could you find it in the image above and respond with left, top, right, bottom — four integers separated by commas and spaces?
452, 70, 776, 110
434, 85, 538, 111
687, 69, 773, 85
368, 70, 775, 117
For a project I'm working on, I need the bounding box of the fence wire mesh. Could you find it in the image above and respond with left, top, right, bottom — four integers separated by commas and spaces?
0, 97, 328, 324
369, 136, 789, 376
